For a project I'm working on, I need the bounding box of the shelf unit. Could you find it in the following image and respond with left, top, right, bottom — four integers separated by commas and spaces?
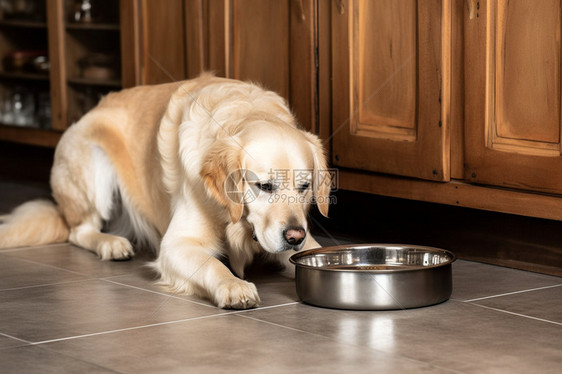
0, 19, 48, 28
0, 0, 50, 144
0, 0, 138, 147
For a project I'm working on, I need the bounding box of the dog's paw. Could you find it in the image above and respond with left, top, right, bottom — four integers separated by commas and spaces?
97, 236, 134, 261
215, 279, 261, 309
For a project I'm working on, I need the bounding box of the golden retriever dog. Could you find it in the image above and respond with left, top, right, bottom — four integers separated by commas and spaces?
0, 74, 330, 309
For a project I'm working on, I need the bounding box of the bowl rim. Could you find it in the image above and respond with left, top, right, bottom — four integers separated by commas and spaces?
289, 243, 456, 274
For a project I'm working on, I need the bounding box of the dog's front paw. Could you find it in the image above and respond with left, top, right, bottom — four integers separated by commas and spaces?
97, 236, 134, 261
215, 279, 260, 309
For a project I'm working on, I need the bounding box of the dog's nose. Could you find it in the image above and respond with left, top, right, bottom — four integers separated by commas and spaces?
283, 227, 306, 246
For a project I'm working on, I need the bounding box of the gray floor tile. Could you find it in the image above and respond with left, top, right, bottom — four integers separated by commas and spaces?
0, 345, 115, 374
3, 179, 562, 373
6, 241, 301, 309
241, 300, 562, 374
0, 279, 224, 343
4, 243, 156, 278
472, 285, 562, 324
43, 314, 454, 374
5, 241, 300, 309
451, 260, 562, 301
249, 274, 298, 307
0, 253, 87, 291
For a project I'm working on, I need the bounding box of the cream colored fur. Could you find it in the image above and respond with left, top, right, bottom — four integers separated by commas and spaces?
0, 200, 69, 248
0, 74, 330, 309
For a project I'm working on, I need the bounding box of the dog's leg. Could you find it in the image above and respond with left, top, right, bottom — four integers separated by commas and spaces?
152, 200, 261, 309
275, 234, 321, 279
69, 216, 134, 261
52, 138, 134, 261
156, 237, 260, 309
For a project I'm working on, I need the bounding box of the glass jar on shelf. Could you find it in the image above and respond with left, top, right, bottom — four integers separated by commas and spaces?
0, 87, 35, 127
70, 0, 92, 23
0, 0, 46, 22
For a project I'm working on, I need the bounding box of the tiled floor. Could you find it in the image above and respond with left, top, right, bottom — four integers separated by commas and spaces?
1, 181, 562, 373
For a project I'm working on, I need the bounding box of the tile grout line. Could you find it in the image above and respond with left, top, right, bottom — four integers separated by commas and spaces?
469, 303, 562, 327
233, 302, 300, 313
0, 253, 90, 278
101, 278, 217, 309
28, 302, 300, 346
30, 313, 237, 346
461, 284, 562, 303
0, 242, 71, 253
0, 278, 98, 293
235, 313, 326, 336
0, 332, 33, 345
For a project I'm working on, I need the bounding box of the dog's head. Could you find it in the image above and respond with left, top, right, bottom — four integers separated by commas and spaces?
200, 119, 330, 253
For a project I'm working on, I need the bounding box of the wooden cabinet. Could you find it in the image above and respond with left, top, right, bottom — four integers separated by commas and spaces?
4, 0, 562, 221
465, 0, 562, 195
0, 0, 53, 146
183, 0, 316, 131
138, 0, 185, 84
323, 0, 562, 221
331, 0, 449, 181
138, 0, 316, 131
0, 0, 138, 147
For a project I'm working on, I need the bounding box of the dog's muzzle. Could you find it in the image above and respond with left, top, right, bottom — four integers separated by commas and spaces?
250, 225, 303, 252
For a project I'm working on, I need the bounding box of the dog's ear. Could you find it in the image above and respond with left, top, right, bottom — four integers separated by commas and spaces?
303, 132, 331, 217
200, 138, 244, 223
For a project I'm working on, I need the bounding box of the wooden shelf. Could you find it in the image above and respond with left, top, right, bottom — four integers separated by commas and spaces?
66, 22, 120, 31
0, 0, 137, 148
67, 76, 121, 88
0, 71, 50, 82
0, 125, 61, 147
0, 19, 47, 29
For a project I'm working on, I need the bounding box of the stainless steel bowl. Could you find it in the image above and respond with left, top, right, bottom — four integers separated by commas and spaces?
290, 244, 455, 310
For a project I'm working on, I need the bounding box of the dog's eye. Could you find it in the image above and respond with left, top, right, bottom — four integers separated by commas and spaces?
256, 182, 278, 193
297, 182, 310, 193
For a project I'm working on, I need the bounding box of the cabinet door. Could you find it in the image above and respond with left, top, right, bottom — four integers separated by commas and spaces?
186, 0, 316, 131
465, 0, 562, 194
331, 0, 450, 181
139, 0, 186, 85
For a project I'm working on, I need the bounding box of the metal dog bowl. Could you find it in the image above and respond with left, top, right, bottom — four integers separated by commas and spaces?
290, 244, 455, 310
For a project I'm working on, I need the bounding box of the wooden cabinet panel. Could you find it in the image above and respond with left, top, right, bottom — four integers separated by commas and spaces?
331, 0, 450, 182
120, 0, 141, 88
465, 0, 562, 194
231, 0, 290, 99
187, 0, 316, 131
450, 0, 465, 179
495, 0, 560, 147
140, 0, 186, 84
47, 0, 67, 131
354, 0, 417, 135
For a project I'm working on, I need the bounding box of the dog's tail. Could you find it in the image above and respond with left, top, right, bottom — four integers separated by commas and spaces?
0, 200, 70, 249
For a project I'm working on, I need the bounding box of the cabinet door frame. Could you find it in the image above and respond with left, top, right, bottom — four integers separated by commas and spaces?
331, 0, 451, 182
185, 0, 317, 132
464, 0, 562, 194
